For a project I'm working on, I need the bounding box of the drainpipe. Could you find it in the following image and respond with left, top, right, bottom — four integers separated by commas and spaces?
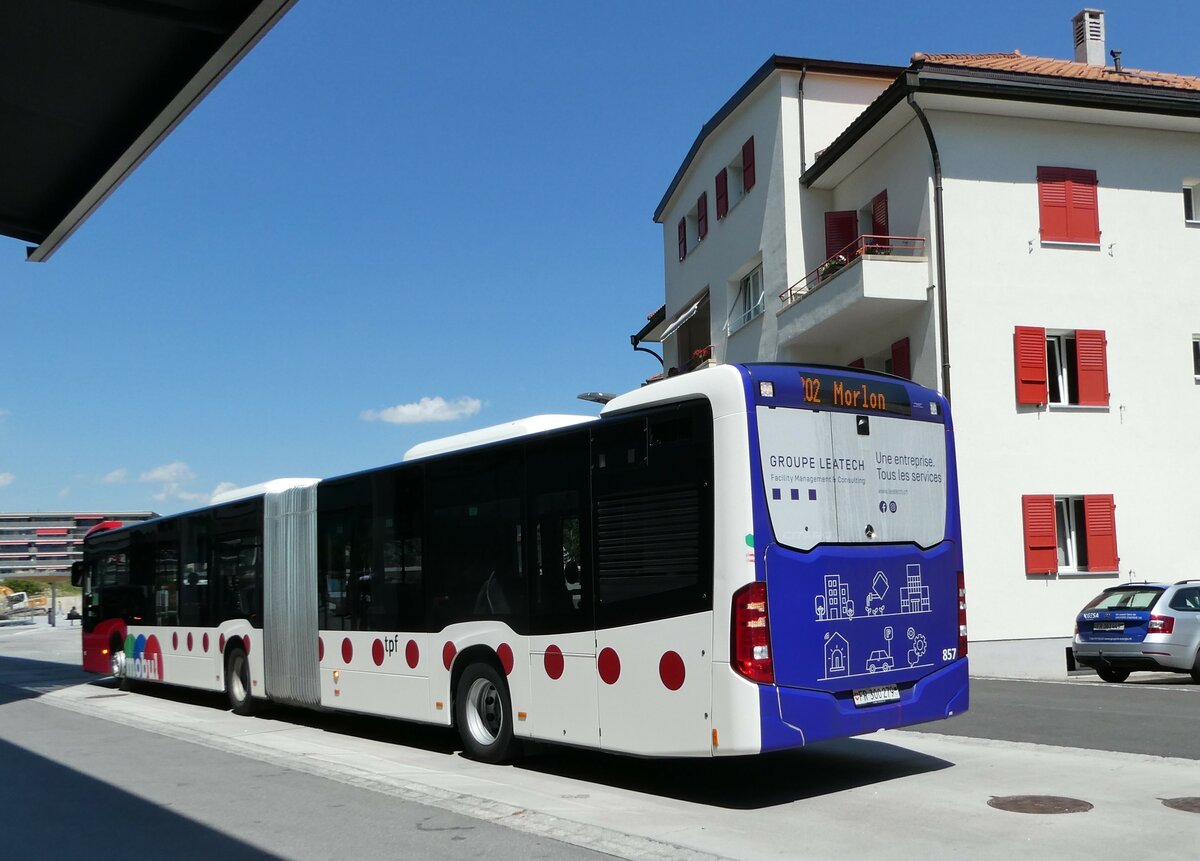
906, 89, 952, 401
798, 64, 808, 174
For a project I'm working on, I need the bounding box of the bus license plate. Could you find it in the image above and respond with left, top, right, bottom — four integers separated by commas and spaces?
853, 684, 899, 708
1093, 622, 1124, 631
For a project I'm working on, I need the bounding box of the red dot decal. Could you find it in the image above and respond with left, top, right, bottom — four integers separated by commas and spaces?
187, 632, 194, 652
405, 639, 419, 669
243, 637, 251, 656
202, 633, 210, 653
318, 637, 324, 661
143, 636, 163, 680
497, 643, 514, 675
219, 634, 226, 654
442, 641, 457, 670
544, 645, 564, 680
172, 632, 179, 650
659, 651, 686, 691
341, 638, 353, 664
372, 639, 385, 666
598, 647, 621, 685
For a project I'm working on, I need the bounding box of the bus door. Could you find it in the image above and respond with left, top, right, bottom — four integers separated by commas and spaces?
525, 437, 599, 747
591, 404, 715, 756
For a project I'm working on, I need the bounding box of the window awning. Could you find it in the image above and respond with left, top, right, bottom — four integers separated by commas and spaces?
660, 300, 702, 342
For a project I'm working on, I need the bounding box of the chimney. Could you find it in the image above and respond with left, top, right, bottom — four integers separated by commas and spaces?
1072, 8, 1106, 66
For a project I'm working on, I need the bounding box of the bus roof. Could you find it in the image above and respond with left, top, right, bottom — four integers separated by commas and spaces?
402, 415, 597, 462
209, 477, 320, 506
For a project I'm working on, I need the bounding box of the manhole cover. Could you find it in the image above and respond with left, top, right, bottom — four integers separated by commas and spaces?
1162, 797, 1200, 814
988, 795, 1093, 814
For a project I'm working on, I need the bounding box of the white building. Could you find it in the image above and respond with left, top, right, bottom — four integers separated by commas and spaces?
637, 10, 1200, 677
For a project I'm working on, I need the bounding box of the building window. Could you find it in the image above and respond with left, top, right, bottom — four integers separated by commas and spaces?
1037, 166, 1100, 244
1193, 335, 1200, 378
697, 192, 708, 240
677, 217, 687, 261
715, 168, 729, 220
727, 265, 764, 334
1013, 326, 1108, 407
1185, 182, 1200, 223
1022, 494, 1118, 575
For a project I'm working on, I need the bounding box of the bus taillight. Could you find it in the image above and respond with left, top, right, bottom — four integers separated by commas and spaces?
732, 581, 774, 684
958, 571, 968, 658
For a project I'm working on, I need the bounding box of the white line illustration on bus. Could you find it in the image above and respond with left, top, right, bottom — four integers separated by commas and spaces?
865, 571, 889, 616
814, 573, 855, 621
865, 625, 895, 673
823, 631, 850, 677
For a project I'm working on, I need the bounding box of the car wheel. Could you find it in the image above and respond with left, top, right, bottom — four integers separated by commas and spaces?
225, 647, 255, 715
1096, 667, 1130, 683
1191, 650, 1200, 685
455, 662, 515, 763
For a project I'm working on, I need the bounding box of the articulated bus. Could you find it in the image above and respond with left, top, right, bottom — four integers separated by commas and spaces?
76, 363, 968, 761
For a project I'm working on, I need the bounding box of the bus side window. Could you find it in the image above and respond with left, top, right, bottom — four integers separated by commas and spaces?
526, 434, 591, 635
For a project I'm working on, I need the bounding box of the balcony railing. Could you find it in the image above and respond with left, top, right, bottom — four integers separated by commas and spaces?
684, 344, 715, 372
779, 235, 926, 308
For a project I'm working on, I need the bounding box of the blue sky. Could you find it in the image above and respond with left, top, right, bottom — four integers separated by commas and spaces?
1, 1, 1194, 515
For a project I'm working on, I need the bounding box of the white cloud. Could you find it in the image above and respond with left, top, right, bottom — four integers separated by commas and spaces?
0, 472, 14, 488
139, 461, 196, 484
210, 481, 239, 500
58, 486, 71, 498
103, 468, 128, 484
138, 461, 207, 503
361, 396, 482, 425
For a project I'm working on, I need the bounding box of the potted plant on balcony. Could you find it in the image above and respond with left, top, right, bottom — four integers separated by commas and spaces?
819, 254, 848, 279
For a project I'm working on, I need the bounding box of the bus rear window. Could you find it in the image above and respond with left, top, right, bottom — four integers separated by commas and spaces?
757, 406, 948, 550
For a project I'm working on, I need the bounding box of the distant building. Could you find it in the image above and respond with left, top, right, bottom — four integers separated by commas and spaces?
0, 512, 157, 581
638, 10, 1200, 677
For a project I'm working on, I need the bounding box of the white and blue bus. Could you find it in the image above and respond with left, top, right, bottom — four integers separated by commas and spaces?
78, 363, 968, 761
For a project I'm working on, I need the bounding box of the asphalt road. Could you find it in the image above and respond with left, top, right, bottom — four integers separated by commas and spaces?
911, 673, 1200, 759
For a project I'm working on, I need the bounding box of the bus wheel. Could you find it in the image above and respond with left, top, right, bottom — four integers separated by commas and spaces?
111, 641, 131, 691
455, 663, 514, 763
225, 647, 255, 716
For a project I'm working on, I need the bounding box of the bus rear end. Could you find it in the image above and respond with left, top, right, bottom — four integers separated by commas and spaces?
737, 365, 968, 751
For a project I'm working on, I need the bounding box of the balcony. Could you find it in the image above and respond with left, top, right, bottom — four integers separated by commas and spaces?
777, 235, 928, 347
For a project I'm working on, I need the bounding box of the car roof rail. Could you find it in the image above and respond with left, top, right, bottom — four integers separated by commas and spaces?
1172, 578, 1200, 585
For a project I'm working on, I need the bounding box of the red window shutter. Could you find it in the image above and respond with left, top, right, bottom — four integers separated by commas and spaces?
848, 358, 865, 368
870, 190, 889, 245
715, 169, 729, 219
1074, 329, 1109, 406
1067, 169, 1099, 243
1083, 494, 1118, 572
890, 337, 911, 379
1038, 166, 1099, 243
1022, 494, 1058, 575
742, 137, 755, 192
697, 192, 708, 240
1013, 326, 1048, 405
824, 211, 858, 259
677, 217, 687, 261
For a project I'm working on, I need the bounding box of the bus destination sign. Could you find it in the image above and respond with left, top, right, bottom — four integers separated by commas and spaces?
798, 372, 912, 416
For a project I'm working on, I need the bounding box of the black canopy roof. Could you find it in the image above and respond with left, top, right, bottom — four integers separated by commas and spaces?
1, 0, 294, 261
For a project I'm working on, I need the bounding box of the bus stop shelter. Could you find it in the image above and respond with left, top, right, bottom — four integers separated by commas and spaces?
0, 0, 294, 262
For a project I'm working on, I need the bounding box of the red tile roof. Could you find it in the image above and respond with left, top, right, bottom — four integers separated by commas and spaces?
911, 52, 1200, 93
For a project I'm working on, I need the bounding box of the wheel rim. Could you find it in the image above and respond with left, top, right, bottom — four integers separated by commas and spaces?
110, 648, 126, 678
230, 654, 247, 703
464, 677, 503, 746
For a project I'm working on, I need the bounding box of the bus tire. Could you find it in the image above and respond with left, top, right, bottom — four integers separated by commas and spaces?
455, 662, 514, 763
111, 639, 132, 691
225, 647, 255, 716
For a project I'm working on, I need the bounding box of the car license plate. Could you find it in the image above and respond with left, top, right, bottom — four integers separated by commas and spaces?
1093, 621, 1124, 631
853, 684, 900, 708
